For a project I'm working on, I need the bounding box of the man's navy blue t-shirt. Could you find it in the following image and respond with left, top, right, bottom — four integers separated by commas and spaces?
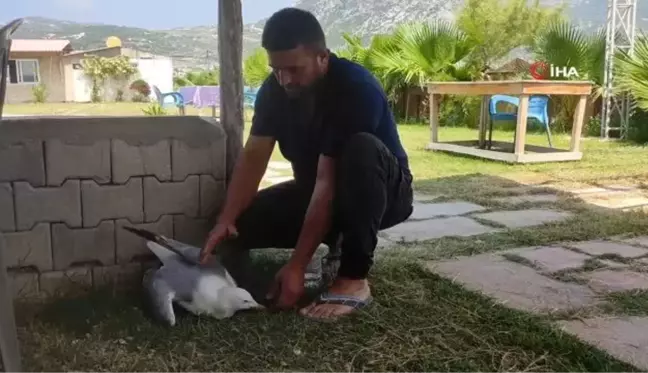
250, 53, 410, 186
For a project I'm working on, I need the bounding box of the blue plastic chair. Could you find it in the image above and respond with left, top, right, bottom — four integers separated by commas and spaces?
152, 85, 186, 115
243, 86, 258, 108
487, 94, 552, 149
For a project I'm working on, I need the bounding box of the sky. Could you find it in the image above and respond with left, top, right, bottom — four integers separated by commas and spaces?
4, 0, 296, 29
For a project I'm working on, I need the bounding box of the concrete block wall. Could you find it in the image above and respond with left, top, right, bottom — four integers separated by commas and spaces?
0, 116, 231, 300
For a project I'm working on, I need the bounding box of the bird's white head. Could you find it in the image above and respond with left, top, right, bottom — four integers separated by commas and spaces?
221, 287, 265, 312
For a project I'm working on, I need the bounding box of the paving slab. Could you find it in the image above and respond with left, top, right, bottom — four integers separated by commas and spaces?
558, 316, 648, 370
413, 193, 441, 202
600, 259, 630, 269
376, 236, 396, 249
601, 184, 639, 191
568, 240, 648, 258
512, 246, 592, 273
267, 161, 292, 170
409, 201, 486, 220
472, 209, 573, 228
382, 217, 499, 242
263, 169, 280, 178
569, 187, 609, 195
426, 253, 598, 313
580, 269, 648, 293
493, 194, 559, 204
265, 176, 294, 185
578, 192, 648, 210
622, 236, 648, 248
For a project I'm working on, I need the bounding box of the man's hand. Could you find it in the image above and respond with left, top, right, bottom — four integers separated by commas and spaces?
199, 135, 275, 264
266, 261, 306, 309
200, 222, 239, 264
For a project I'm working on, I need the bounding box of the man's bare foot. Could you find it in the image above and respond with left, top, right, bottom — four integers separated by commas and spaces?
299, 277, 372, 321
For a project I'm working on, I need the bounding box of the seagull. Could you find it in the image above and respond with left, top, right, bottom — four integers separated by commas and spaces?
122, 226, 264, 326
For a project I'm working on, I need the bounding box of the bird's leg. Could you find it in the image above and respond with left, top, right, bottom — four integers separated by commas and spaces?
177, 300, 204, 316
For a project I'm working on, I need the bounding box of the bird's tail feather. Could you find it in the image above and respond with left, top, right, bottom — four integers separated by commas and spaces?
123, 226, 200, 266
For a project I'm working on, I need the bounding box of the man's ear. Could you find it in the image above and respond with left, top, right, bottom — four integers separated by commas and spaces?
317, 52, 329, 70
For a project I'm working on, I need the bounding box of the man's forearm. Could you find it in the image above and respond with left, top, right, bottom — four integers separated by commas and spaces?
290, 181, 335, 269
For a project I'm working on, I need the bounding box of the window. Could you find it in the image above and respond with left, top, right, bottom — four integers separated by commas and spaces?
7, 59, 40, 84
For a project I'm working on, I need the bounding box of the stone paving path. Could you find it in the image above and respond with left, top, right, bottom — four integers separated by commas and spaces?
425, 238, 648, 370
533, 181, 648, 212
378, 195, 572, 246
263, 161, 295, 186
262, 161, 648, 369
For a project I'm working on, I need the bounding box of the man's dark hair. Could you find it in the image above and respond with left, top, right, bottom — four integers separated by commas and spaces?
262, 8, 327, 52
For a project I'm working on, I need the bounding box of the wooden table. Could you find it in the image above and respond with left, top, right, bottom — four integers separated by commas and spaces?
426, 80, 593, 163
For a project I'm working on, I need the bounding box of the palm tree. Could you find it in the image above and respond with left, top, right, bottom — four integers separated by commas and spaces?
341, 21, 475, 120
614, 33, 648, 142
370, 21, 474, 87
531, 20, 607, 131
336, 32, 409, 105
615, 34, 648, 111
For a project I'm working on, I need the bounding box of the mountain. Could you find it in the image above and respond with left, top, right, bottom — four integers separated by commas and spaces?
7, 0, 648, 71
8, 16, 264, 71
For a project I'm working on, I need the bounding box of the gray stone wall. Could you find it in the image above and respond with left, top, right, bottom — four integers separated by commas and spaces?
0, 116, 231, 299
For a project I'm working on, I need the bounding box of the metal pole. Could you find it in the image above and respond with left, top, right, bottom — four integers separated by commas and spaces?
601, 0, 637, 140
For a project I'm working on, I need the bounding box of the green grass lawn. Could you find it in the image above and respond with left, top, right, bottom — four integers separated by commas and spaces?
12, 106, 648, 371
4, 102, 255, 121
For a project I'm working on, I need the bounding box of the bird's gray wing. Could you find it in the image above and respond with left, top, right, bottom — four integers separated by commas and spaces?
166, 238, 236, 284
155, 263, 201, 300
146, 241, 198, 267
144, 270, 177, 326
165, 238, 202, 264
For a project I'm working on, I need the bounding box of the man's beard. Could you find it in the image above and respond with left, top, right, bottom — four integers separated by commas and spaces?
284, 85, 304, 98
284, 75, 325, 99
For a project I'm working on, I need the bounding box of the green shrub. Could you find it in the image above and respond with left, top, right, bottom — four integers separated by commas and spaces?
583, 115, 601, 138
31, 83, 47, 103
628, 108, 648, 144
142, 103, 167, 116
130, 79, 150, 96
439, 95, 483, 128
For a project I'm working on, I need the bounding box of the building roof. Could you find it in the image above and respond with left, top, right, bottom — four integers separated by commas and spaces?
488, 57, 531, 74
64, 46, 121, 56
10, 39, 72, 53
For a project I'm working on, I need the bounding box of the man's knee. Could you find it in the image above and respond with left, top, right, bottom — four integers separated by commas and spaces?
338, 132, 385, 171
340, 132, 381, 158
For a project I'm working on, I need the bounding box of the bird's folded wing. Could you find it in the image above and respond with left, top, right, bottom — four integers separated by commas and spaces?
165, 239, 235, 282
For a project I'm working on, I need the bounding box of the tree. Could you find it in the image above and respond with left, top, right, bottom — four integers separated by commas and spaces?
370, 21, 474, 86
456, 0, 565, 75
174, 69, 220, 88
614, 33, 648, 142
531, 20, 607, 131
369, 21, 476, 120
81, 55, 137, 102
616, 34, 648, 111
336, 32, 405, 102
243, 48, 271, 87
